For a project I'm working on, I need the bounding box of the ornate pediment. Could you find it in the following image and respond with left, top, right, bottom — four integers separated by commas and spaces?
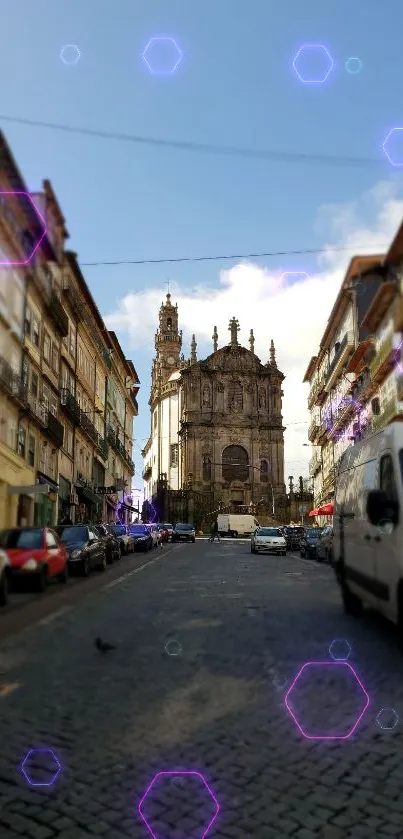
203, 345, 266, 374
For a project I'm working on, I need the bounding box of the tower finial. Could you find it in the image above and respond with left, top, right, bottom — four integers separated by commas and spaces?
249, 329, 255, 354
270, 338, 277, 368
190, 334, 197, 362
212, 326, 218, 353
228, 317, 240, 347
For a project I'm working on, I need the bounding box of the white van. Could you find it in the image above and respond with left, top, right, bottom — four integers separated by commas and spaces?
217, 514, 260, 537
333, 420, 403, 645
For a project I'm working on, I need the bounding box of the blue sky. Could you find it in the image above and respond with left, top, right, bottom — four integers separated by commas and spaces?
2, 0, 403, 480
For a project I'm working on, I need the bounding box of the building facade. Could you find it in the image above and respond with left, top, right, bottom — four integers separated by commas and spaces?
303, 241, 403, 509
0, 130, 139, 528
143, 294, 287, 527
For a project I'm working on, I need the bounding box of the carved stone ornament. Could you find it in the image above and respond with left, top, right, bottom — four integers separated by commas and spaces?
217, 381, 225, 392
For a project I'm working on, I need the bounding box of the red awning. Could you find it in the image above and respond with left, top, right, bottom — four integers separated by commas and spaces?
309, 508, 320, 517
316, 502, 334, 515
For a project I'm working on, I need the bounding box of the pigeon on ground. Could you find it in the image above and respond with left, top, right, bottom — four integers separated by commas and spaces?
95, 636, 116, 653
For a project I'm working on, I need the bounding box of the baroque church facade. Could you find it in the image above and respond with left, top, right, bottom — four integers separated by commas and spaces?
142, 293, 287, 524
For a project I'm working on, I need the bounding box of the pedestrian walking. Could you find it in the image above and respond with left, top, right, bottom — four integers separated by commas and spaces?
209, 520, 221, 542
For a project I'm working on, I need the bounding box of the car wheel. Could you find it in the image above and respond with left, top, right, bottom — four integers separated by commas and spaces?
192, 538, 195, 543
58, 563, 69, 584
37, 566, 47, 592
0, 569, 9, 606
81, 556, 90, 577
300, 550, 304, 558
107, 550, 114, 565
341, 583, 362, 617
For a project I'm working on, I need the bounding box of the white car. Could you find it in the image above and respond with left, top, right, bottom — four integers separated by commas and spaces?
145, 524, 161, 548
251, 527, 287, 555
0, 548, 10, 606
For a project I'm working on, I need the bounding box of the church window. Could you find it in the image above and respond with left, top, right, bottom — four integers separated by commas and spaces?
170, 443, 179, 467
260, 460, 269, 483
227, 381, 243, 411
167, 317, 172, 331
202, 456, 212, 481
222, 445, 249, 482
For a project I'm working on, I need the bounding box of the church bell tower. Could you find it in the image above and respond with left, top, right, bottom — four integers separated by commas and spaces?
153, 292, 182, 386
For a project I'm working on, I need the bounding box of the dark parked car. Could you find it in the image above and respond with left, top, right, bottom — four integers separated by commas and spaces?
300, 527, 324, 559
316, 525, 334, 563
172, 523, 196, 543
284, 526, 304, 551
91, 524, 121, 564
105, 524, 134, 555
128, 524, 153, 552
54, 525, 107, 576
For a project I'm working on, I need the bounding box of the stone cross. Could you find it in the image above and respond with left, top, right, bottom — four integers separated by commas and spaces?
228, 317, 240, 347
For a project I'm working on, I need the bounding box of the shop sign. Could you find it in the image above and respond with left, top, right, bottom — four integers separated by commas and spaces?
95, 486, 116, 495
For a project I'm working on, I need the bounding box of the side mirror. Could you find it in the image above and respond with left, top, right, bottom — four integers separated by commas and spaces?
366, 489, 399, 526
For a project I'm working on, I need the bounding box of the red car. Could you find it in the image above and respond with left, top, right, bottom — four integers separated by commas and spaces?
0, 527, 69, 592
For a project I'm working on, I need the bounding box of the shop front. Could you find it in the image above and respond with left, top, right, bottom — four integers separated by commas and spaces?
33, 473, 59, 527
75, 482, 102, 523
0, 439, 36, 528
58, 475, 72, 524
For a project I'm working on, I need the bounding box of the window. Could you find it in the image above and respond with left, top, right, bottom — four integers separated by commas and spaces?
66, 430, 73, 455
43, 332, 51, 363
260, 460, 269, 483
46, 530, 58, 548
222, 445, 249, 482
380, 454, 398, 504
69, 325, 76, 358
170, 443, 179, 467
28, 434, 35, 466
33, 318, 40, 347
30, 371, 39, 398
24, 307, 31, 338
49, 392, 58, 417
17, 426, 26, 458
203, 456, 211, 482
42, 383, 50, 409
78, 346, 83, 371
51, 343, 58, 372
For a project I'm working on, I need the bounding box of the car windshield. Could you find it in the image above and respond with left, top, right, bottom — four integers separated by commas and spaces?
305, 528, 323, 537
256, 528, 282, 536
0, 529, 43, 549
55, 526, 88, 543
175, 524, 194, 530
108, 525, 126, 535
163, 524, 173, 529
130, 526, 147, 533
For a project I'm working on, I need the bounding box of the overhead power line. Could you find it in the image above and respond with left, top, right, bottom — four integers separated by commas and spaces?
0, 113, 386, 169
80, 242, 388, 268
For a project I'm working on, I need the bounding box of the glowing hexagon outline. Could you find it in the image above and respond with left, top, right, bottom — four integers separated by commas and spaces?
139, 770, 220, 839
383, 128, 403, 167
284, 661, 370, 740
292, 44, 334, 84
0, 192, 46, 266
164, 638, 183, 656
329, 638, 352, 661
345, 57, 362, 75
21, 748, 62, 787
60, 44, 81, 66
142, 37, 183, 76
376, 707, 399, 731
323, 394, 364, 441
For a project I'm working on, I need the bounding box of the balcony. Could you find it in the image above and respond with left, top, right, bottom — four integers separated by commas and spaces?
325, 331, 355, 392
370, 332, 399, 386
372, 397, 398, 433
80, 411, 99, 446
48, 288, 69, 337
361, 279, 398, 333
308, 414, 320, 442
309, 450, 322, 475
107, 424, 118, 448
0, 357, 25, 405
61, 388, 81, 425
314, 375, 328, 407
97, 434, 109, 460
26, 392, 47, 426
331, 395, 357, 432
44, 411, 64, 449
143, 464, 152, 480
308, 379, 320, 410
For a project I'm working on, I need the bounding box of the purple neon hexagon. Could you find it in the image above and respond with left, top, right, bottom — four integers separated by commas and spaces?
0, 192, 46, 266
139, 770, 219, 839
292, 44, 334, 84
142, 37, 183, 75
324, 395, 363, 440
284, 661, 369, 740
382, 128, 403, 166
21, 748, 62, 787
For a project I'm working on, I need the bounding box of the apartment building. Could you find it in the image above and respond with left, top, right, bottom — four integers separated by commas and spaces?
303, 253, 390, 507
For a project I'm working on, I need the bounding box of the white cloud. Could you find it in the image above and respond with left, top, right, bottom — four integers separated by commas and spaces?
104, 181, 403, 483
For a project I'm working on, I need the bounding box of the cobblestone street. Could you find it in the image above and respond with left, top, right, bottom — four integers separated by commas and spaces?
1, 541, 403, 839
